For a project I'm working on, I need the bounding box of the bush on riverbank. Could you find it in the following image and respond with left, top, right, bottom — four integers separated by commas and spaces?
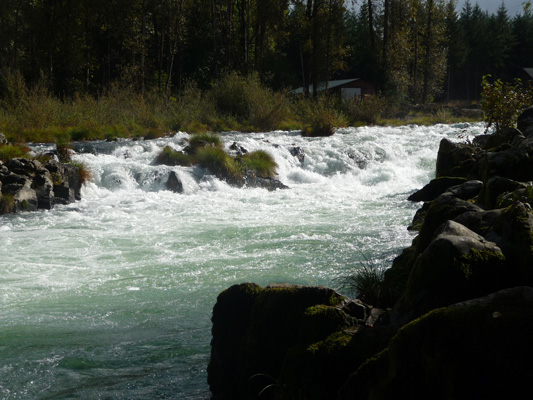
0, 143, 29, 161
0, 71, 483, 144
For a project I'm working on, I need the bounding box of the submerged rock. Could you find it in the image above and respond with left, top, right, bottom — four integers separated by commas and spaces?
166, 171, 184, 193
289, 146, 305, 164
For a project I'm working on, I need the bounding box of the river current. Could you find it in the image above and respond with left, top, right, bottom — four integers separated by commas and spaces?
0, 123, 484, 399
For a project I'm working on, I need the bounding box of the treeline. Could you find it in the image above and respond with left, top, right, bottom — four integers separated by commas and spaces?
0, 0, 532, 103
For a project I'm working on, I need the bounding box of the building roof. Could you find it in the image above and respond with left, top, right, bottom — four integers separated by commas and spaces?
293, 78, 360, 94
524, 68, 533, 79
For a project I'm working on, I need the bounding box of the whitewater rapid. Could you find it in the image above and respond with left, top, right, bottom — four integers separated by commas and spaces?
0, 123, 485, 399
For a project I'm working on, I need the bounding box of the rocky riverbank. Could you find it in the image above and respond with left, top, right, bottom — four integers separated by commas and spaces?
208, 109, 533, 399
0, 157, 82, 214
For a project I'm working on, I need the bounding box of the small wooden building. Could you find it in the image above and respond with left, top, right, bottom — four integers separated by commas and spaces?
293, 78, 375, 99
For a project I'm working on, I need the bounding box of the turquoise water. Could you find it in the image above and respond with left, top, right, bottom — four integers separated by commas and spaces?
0, 124, 484, 399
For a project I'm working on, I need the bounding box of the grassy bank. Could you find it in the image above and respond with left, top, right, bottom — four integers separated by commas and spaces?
0, 72, 483, 144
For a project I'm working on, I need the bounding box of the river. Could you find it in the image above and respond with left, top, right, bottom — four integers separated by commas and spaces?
0, 123, 484, 399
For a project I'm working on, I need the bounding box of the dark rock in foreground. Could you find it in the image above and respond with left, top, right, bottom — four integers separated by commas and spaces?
208, 283, 390, 400
341, 287, 533, 400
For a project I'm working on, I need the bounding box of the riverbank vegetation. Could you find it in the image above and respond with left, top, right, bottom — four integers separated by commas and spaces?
0, 70, 481, 144
1, 0, 532, 143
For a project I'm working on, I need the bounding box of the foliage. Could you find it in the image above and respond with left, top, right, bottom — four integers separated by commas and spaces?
300, 96, 346, 137
240, 150, 278, 178
343, 96, 387, 125
155, 146, 193, 166
0, 144, 29, 161
196, 146, 243, 184
208, 72, 289, 131
187, 133, 222, 154
480, 75, 533, 131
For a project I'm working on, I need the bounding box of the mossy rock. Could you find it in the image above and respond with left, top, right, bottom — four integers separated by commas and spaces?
208, 283, 349, 400
392, 221, 506, 326
299, 305, 355, 344
480, 143, 533, 183
478, 175, 526, 210
486, 202, 533, 278
196, 146, 244, 185
435, 138, 480, 179
496, 184, 533, 209
277, 323, 397, 400
208, 283, 264, 399
185, 133, 222, 155
416, 194, 483, 254
341, 287, 533, 400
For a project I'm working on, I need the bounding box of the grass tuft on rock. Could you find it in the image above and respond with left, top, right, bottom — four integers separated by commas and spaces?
196, 146, 243, 184
155, 145, 193, 166
240, 150, 278, 178
186, 133, 222, 155
341, 256, 387, 306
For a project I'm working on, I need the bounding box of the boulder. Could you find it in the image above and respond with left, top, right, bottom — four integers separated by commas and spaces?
435, 138, 480, 179
208, 283, 355, 400
407, 177, 467, 202
0, 133, 7, 144
480, 145, 533, 183
341, 287, 533, 400
166, 170, 184, 193
289, 146, 305, 164
483, 127, 522, 149
45, 161, 82, 204
416, 194, 483, 253
243, 171, 289, 191
496, 184, 533, 208
391, 221, 505, 326
442, 179, 483, 200
479, 176, 526, 209
484, 202, 533, 276
229, 142, 248, 156
32, 169, 55, 209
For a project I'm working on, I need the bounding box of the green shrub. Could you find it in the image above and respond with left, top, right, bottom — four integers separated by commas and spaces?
155, 145, 193, 166
196, 146, 243, 184
240, 150, 278, 178
299, 96, 346, 137
209, 72, 289, 131
480, 75, 533, 131
0, 143, 30, 161
343, 96, 386, 125
187, 133, 222, 154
